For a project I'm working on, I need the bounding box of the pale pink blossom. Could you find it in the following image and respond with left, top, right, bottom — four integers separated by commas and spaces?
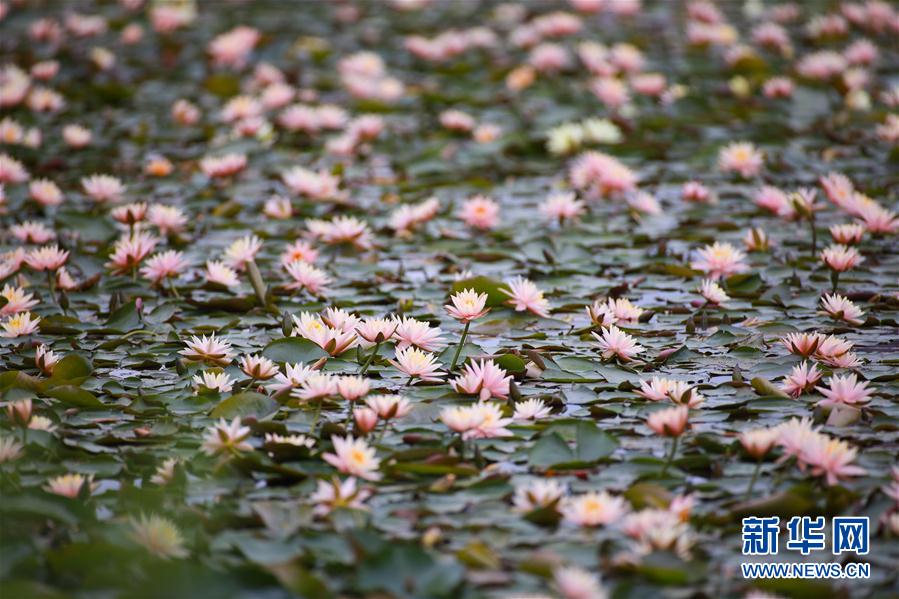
459, 195, 500, 230
266, 362, 316, 395
148, 205, 187, 235
200, 153, 247, 179
762, 76, 793, 98
803, 435, 867, 486
781, 361, 823, 398
781, 332, 822, 357
569, 151, 637, 197
106, 232, 158, 274
389, 347, 445, 383
44, 473, 95, 498
681, 181, 712, 203
451, 359, 512, 401
820, 244, 863, 272
626, 191, 661, 216
0, 284, 37, 316
529, 43, 570, 73
309, 477, 371, 516
513, 398, 552, 420
753, 185, 790, 215
192, 371, 234, 393
337, 376, 371, 402
439, 109, 475, 132
646, 405, 689, 436
172, 99, 200, 125
590, 77, 630, 109
562, 491, 629, 527
291, 312, 358, 355
636, 377, 704, 407
0, 153, 30, 183
830, 223, 865, 245
355, 318, 398, 344
81, 174, 125, 203
321, 307, 361, 333
323, 435, 381, 480
263, 196, 293, 219
512, 479, 565, 512
742, 227, 770, 252
283, 260, 331, 295
1, 312, 41, 337
698, 279, 730, 305
28, 179, 63, 206
691, 242, 749, 279
205, 260, 239, 287
12, 221, 55, 244
718, 142, 763, 178
857, 202, 899, 234
180, 333, 234, 366
389, 197, 440, 235
502, 276, 550, 317
110, 202, 148, 226
605, 297, 643, 322
306, 216, 373, 250
293, 372, 339, 401
585, 300, 617, 327
224, 235, 262, 271
816, 374, 873, 408
354, 407, 379, 433
201, 417, 252, 457
282, 166, 343, 201
445, 289, 490, 322
553, 566, 608, 599
141, 250, 188, 284
365, 394, 412, 420
592, 324, 644, 361
208, 26, 259, 68
239, 355, 278, 380
820, 172, 858, 212
35, 343, 59, 375
393, 316, 445, 352
739, 427, 780, 459
540, 192, 586, 223
220, 95, 261, 123
631, 72, 666, 96
25, 244, 68, 271
819, 293, 865, 325
796, 50, 847, 80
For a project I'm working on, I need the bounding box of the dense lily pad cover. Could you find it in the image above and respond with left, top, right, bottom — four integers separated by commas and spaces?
1, 1, 898, 598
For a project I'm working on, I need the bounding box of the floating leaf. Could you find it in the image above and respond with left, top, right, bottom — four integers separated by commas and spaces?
261, 337, 328, 364
210, 392, 279, 420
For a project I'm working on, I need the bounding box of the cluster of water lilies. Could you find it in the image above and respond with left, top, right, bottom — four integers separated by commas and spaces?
1, 0, 898, 597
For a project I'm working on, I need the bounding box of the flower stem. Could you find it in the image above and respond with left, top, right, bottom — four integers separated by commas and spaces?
808, 216, 817, 258
375, 422, 389, 446
359, 341, 381, 375
311, 401, 322, 436
246, 259, 269, 309
345, 402, 354, 427
660, 435, 680, 476
167, 277, 181, 299
449, 320, 470, 372
746, 461, 762, 499
830, 270, 839, 294
46, 270, 58, 308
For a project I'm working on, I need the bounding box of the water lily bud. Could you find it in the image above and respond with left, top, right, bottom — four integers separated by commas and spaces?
421, 526, 442, 549
7, 399, 32, 426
